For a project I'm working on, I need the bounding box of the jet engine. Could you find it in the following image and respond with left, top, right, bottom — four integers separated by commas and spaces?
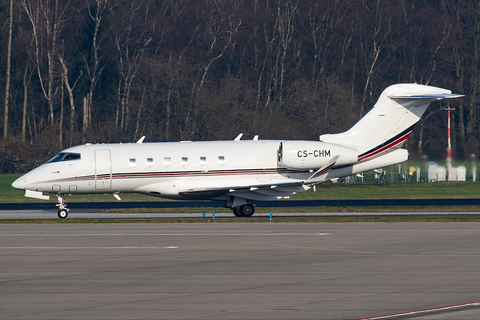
278, 141, 358, 170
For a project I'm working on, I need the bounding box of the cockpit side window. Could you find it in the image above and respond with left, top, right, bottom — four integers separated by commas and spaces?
47, 152, 81, 163
63, 153, 81, 161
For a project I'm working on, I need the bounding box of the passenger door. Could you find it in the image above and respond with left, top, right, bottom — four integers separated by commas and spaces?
95, 149, 112, 190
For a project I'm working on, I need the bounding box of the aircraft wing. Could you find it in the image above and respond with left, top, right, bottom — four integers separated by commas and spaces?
179, 157, 340, 201
179, 181, 307, 201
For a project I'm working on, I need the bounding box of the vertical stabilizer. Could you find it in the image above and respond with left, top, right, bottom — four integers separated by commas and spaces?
320, 83, 463, 161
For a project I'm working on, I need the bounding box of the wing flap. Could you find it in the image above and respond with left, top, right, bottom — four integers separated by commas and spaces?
179, 181, 303, 194
179, 181, 307, 200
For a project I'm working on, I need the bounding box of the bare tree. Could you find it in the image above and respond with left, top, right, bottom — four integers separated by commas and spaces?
59, 54, 82, 146
253, 2, 278, 123
20, 32, 36, 144
79, 0, 114, 137
276, 0, 297, 107
463, 1, 480, 156
182, 3, 243, 139
357, 0, 393, 116
21, 0, 71, 127
22, 64, 30, 144
112, 1, 155, 133
3, 0, 13, 142
307, 0, 353, 94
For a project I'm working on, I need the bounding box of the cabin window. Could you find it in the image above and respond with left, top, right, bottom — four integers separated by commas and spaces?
129, 158, 136, 168
47, 152, 81, 163
200, 156, 207, 166
181, 157, 188, 167
218, 156, 225, 166
164, 157, 171, 167
147, 158, 154, 168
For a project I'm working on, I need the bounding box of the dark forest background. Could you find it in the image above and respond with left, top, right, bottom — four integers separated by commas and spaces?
0, 0, 478, 173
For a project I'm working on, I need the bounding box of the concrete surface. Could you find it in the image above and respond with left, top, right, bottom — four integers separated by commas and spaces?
0, 209, 479, 219
1, 222, 480, 319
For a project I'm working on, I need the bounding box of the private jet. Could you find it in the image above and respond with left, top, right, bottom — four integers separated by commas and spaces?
12, 83, 463, 218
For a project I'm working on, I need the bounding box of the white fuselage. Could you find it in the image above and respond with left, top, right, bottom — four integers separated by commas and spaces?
12, 139, 409, 203
13, 140, 306, 201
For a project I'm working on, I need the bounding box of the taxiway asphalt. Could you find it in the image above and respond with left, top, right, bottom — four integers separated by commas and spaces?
1, 222, 480, 319
1, 209, 480, 220
2, 198, 480, 212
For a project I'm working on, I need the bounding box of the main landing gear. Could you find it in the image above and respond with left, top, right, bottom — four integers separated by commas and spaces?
228, 197, 255, 217
232, 204, 255, 217
56, 194, 69, 219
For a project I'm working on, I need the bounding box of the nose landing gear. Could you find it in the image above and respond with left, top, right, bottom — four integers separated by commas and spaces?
56, 194, 69, 219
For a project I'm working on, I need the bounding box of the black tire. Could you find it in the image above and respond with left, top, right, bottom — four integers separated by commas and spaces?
239, 204, 254, 217
232, 207, 241, 217
58, 209, 68, 219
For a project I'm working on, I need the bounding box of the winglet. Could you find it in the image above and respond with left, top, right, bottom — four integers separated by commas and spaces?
234, 133, 243, 141
136, 136, 145, 144
306, 155, 339, 184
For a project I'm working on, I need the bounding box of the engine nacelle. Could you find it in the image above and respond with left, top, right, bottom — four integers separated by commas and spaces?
279, 141, 358, 170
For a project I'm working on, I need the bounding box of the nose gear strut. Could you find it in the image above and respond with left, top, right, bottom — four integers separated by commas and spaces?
56, 194, 69, 219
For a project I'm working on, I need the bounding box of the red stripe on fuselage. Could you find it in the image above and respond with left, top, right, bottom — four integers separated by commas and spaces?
38, 168, 300, 184
358, 132, 411, 161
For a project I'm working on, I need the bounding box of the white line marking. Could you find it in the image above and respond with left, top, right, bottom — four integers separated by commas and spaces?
357, 301, 480, 319
0, 233, 329, 236
0, 246, 178, 249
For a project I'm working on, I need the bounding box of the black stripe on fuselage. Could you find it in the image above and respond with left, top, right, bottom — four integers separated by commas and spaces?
358, 123, 415, 160
38, 167, 307, 184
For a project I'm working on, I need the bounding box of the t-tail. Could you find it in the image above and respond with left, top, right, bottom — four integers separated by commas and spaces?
320, 83, 463, 161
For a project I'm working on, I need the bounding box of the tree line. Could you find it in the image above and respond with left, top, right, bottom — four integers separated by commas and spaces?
0, 0, 478, 173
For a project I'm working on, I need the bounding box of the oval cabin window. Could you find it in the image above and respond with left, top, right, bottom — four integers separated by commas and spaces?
147, 158, 154, 168
164, 157, 171, 167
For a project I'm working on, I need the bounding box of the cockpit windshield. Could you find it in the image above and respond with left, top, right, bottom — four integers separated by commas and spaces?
47, 152, 81, 163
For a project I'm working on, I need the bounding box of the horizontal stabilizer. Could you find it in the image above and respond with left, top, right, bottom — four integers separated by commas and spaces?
388, 93, 464, 99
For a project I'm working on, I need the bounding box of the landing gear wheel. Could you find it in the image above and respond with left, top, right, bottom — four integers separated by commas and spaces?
232, 207, 241, 217
239, 204, 255, 217
55, 194, 69, 219
58, 209, 68, 219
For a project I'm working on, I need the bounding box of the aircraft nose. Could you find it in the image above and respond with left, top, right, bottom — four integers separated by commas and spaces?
12, 177, 27, 190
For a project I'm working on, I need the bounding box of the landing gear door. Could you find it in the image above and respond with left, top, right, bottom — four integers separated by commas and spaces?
95, 149, 112, 190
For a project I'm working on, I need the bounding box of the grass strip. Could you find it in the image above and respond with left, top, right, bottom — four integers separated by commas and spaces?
97, 205, 480, 213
